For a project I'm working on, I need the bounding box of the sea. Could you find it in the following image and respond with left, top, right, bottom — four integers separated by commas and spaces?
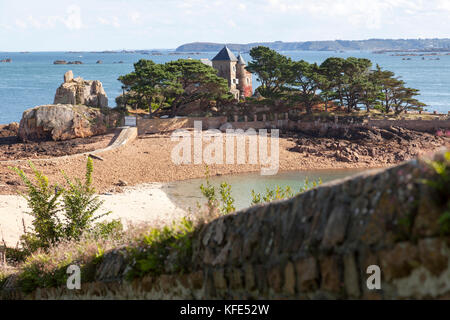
0, 50, 449, 125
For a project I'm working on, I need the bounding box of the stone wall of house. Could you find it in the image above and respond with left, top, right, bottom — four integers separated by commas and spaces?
2, 150, 449, 300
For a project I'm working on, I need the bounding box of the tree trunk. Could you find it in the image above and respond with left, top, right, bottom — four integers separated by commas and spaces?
384, 91, 390, 113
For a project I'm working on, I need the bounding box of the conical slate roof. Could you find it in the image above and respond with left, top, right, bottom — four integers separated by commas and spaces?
212, 46, 237, 61
237, 54, 246, 65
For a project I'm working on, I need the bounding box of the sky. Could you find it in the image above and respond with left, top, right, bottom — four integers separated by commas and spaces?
1, 0, 450, 51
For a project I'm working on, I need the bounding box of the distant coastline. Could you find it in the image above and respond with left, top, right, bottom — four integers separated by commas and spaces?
3, 38, 450, 54
175, 38, 450, 53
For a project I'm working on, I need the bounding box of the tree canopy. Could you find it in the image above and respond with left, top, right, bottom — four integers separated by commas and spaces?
118, 48, 425, 116
246, 46, 293, 99
118, 59, 230, 117
247, 46, 425, 114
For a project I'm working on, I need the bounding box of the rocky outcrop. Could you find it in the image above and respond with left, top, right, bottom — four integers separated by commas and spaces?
287, 124, 449, 165
18, 104, 115, 141
54, 71, 108, 109
64, 70, 74, 83
0, 122, 19, 138
53, 60, 83, 65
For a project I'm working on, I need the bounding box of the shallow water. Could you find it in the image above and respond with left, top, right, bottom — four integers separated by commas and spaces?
164, 168, 372, 211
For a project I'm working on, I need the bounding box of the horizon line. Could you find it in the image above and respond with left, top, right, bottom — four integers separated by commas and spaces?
2, 37, 450, 53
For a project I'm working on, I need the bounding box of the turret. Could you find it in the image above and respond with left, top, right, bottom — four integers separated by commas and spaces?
236, 54, 253, 98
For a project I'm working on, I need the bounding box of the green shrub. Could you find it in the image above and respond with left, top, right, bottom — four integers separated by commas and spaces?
10, 162, 63, 250
18, 254, 69, 293
200, 167, 217, 211
62, 157, 111, 241
218, 182, 235, 215
200, 166, 235, 215
10, 157, 111, 253
14, 233, 120, 294
251, 178, 322, 205
126, 218, 195, 280
91, 219, 124, 240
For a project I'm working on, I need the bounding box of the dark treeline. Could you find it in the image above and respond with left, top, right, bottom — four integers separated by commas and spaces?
247, 46, 425, 114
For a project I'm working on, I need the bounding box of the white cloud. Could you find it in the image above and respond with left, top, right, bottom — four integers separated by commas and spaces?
228, 19, 237, 28
64, 5, 83, 30
437, 0, 450, 11
0, 23, 13, 31
15, 19, 27, 29
27, 15, 43, 29
1, 0, 449, 50
238, 3, 246, 11
11, 14, 71, 30
98, 17, 108, 25
111, 17, 120, 28
98, 16, 120, 28
129, 11, 141, 24
262, 0, 435, 29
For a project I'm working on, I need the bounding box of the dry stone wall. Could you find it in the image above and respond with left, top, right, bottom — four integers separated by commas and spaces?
2, 151, 449, 299
137, 117, 228, 135
136, 115, 450, 136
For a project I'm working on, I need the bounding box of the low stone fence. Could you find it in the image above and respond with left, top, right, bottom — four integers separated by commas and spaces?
136, 114, 450, 135
230, 117, 450, 133
367, 119, 450, 131
137, 117, 227, 135
2, 151, 449, 299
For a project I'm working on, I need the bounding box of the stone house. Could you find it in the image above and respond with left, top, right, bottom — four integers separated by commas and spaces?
203, 46, 253, 100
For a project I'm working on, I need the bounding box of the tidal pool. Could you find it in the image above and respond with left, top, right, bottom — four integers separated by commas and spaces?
164, 168, 373, 212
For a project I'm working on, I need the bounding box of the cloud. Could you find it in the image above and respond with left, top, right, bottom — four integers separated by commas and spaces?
129, 11, 141, 24
64, 5, 83, 30
27, 15, 43, 29
98, 17, 108, 25
15, 19, 27, 29
0, 23, 13, 31
228, 19, 237, 28
238, 3, 247, 11
10, 13, 75, 31
262, 0, 434, 29
1, 0, 450, 50
98, 16, 120, 28
437, 0, 450, 11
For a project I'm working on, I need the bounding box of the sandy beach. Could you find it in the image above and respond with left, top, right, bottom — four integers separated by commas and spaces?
2, 127, 447, 196
0, 127, 448, 247
0, 183, 188, 247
